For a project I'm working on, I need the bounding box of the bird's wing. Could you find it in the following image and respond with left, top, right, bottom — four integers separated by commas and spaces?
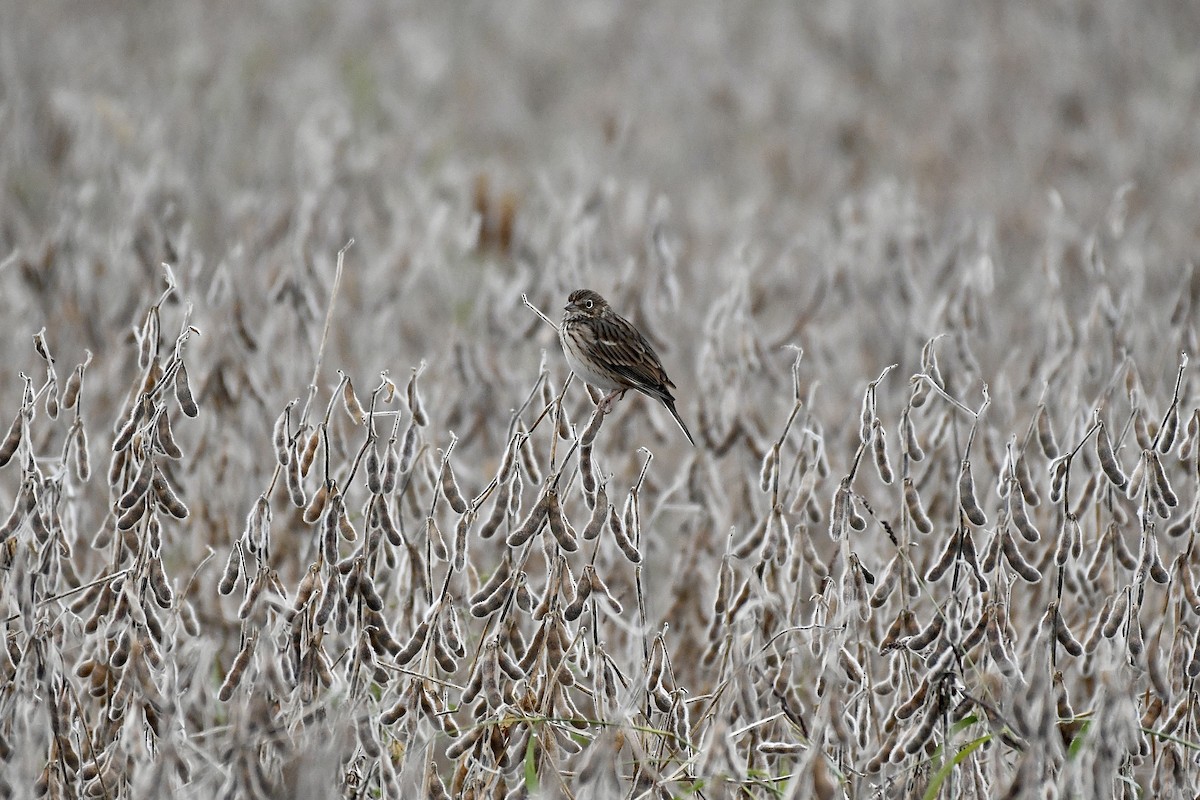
584, 314, 676, 397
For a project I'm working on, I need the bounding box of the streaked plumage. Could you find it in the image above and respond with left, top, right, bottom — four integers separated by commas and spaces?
559, 289, 695, 446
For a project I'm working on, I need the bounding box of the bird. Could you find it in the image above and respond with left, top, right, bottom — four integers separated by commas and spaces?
559, 289, 696, 446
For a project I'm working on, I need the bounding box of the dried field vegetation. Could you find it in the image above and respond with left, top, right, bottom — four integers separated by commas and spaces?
3, 3, 1200, 799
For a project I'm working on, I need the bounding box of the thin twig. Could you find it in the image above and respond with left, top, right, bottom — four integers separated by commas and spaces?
521, 293, 559, 330
300, 239, 354, 429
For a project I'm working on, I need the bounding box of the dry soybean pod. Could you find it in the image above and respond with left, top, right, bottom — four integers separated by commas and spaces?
1036, 404, 1059, 458
272, 402, 294, 467
903, 477, 933, 534
406, 363, 428, 426
872, 419, 893, 485
440, 458, 468, 514
545, 490, 577, 552
900, 406, 924, 461
0, 411, 23, 469
958, 460, 987, 526
174, 362, 199, 417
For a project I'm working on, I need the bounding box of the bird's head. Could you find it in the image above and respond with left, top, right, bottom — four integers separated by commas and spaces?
565, 289, 609, 318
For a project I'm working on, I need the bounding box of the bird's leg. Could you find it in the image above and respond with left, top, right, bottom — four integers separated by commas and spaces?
598, 389, 627, 414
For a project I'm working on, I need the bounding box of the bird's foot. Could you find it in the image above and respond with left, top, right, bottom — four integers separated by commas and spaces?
598, 390, 625, 414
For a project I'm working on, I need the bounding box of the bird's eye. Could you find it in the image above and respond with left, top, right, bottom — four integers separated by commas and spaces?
584, 300, 593, 309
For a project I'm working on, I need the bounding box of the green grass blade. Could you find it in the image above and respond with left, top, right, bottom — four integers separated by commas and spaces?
922, 735, 989, 800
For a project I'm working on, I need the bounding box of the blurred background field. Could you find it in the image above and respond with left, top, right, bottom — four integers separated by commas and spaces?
1, 2, 1199, 797
3, 1, 1200, 421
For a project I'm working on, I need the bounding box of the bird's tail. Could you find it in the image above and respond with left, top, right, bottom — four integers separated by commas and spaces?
663, 399, 696, 446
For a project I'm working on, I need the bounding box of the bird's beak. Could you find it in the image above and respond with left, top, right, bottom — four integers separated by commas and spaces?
564, 303, 575, 312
